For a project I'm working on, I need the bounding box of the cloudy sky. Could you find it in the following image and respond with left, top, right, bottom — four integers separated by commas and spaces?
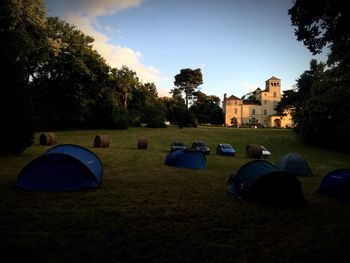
45, 0, 326, 99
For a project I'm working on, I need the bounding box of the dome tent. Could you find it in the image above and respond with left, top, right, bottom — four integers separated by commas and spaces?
318, 169, 350, 202
165, 149, 206, 169
275, 152, 313, 177
17, 144, 103, 191
231, 160, 306, 207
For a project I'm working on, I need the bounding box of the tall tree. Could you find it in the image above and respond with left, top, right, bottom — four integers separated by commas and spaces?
109, 66, 140, 111
276, 59, 325, 116
129, 82, 166, 127
190, 91, 224, 124
174, 68, 203, 108
287, 1, 350, 152
0, 0, 47, 154
166, 88, 187, 125
31, 17, 111, 129
289, 0, 350, 66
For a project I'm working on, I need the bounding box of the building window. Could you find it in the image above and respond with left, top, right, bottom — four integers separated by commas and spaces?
234, 108, 238, 114
264, 109, 267, 115
264, 100, 267, 104
252, 109, 255, 115
234, 101, 237, 105
273, 92, 277, 97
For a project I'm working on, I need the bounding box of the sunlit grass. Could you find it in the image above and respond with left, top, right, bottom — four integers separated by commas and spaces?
1, 127, 350, 262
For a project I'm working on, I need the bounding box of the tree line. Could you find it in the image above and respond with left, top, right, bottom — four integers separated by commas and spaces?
277, 0, 350, 152
0, 0, 223, 155
3, 0, 348, 155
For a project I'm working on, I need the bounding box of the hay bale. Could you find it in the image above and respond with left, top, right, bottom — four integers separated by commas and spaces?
94, 135, 110, 148
39, 133, 57, 146
138, 137, 148, 149
246, 144, 262, 159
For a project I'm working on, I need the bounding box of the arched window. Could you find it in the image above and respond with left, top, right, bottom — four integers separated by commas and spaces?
274, 119, 281, 128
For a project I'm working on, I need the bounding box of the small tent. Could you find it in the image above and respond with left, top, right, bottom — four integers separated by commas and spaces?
165, 149, 206, 169
231, 160, 306, 207
275, 152, 313, 176
318, 169, 350, 202
17, 144, 103, 191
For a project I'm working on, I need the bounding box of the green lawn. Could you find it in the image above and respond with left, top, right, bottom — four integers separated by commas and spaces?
1, 127, 350, 262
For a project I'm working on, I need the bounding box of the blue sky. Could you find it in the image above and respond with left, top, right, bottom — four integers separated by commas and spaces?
45, 0, 326, 99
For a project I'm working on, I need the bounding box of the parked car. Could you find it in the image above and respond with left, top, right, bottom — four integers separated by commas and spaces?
171, 140, 186, 151
216, 143, 235, 156
261, 146, 271, 158
191, 141, 210, 154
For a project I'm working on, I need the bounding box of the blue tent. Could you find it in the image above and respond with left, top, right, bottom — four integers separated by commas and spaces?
17, 144, 103, 191
275, 152, 313, 176
165, 149, 206, 169
231, 160, 305, 207
318, 169, 350, 202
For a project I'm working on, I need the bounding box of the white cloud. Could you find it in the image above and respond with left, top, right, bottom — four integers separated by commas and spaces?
58, 0, 142, 17
51, 0, 167, 88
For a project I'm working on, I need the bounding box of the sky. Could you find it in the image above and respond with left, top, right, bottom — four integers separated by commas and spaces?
45, 0, 327, 99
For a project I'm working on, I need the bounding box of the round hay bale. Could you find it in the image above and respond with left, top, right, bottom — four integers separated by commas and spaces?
94, 135, 110, 148
39, 133, 57, 146
246, 144, 262, 159
138, 137, 148, 149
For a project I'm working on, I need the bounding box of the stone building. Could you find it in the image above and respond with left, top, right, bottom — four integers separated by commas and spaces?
223, 76, 294, 128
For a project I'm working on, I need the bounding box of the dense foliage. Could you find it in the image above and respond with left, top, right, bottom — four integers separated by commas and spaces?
0, 0, 224, 155
173, 68, 203, 108
190, 92, 224, 125
277, 1, 350, 152
289, 0, 350, 67
0, 0, 47, 155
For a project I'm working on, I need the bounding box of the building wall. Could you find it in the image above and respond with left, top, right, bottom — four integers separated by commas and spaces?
269, 111, 294, 128
224, 77, 293, 128
224, 99, 242, 125
241, 104, 262, 125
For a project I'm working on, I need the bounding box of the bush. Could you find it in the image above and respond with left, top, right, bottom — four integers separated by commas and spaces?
146, 116, 167, 128
111, 110, 129, 129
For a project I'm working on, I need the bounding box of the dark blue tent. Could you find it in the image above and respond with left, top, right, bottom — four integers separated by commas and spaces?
17, 144, 103, 191
165, 149, 206, 169
231, 160, 305, 207
275, 152, 313, 176
318, 169, 350, 202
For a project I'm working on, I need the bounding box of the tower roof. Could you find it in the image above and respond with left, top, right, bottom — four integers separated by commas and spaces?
226, 95, 241, 100
266, 76, 281, 81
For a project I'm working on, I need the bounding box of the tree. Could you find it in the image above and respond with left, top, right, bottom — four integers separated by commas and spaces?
277, 59, 350, 152
190, 91, 224, 125
276, 59, 325, 116
0, 0, 47, 154
109, 66, 140, 111
165, 87, 187, 125
174, 68, 203, 108
287, 1, 350, 152
289, 0, 350, 66
129, 82, 167, 127
230, 117, 238, 126
31, 17, 112, 129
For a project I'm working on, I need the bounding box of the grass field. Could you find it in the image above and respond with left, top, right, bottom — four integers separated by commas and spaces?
1, 127, 350, 262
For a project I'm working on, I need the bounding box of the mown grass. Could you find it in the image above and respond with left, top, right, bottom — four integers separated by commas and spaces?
1, 127, 350, 262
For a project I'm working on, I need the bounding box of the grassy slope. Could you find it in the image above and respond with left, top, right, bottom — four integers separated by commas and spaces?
1, 127, 350, 262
